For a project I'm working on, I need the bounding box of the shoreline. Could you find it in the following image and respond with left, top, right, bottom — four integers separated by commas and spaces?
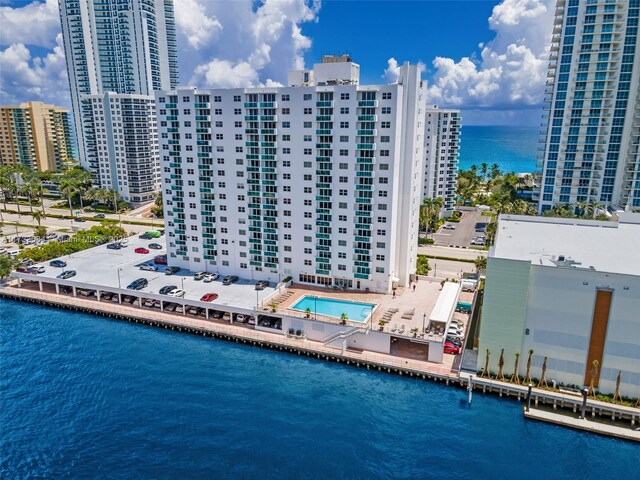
1, 285, 638, 441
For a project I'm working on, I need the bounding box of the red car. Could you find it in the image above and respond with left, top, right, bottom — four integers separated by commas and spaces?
154, 255, 167, 265
444, 341, 461, 355
135, 247, 150, 254
200, 293, 219, 302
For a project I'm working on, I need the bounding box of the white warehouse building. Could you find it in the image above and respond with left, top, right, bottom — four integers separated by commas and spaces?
156, 56, 426, 293
477, 214, 640, 399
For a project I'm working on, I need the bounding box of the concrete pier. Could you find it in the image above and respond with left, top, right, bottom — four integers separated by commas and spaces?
524, 408, 640, 443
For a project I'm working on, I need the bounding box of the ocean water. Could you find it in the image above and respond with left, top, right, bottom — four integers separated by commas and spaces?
1, 300, 638, 479
459, 125, 539, 173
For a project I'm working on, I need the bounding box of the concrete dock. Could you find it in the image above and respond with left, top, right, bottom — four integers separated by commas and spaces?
524, 408, 640, 443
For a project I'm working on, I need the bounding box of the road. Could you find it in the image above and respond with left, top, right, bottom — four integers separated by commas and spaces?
1, 200, 159, 225
418, 245, 487, 260
427, 258, 477, 279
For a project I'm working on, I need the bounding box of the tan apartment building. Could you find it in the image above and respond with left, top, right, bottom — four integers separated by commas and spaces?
0, 101, 76, 171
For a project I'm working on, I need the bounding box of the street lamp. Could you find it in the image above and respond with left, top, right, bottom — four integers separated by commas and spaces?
314, 295, 317, 321
422, 313, 427, 337
117, 267, 122, 289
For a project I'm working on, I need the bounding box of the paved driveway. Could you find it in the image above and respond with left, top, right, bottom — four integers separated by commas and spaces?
433, 210, 486, 247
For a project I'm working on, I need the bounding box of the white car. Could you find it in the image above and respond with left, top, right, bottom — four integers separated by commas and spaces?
140, 263, 157, 271
167, 289, 185, 298
447, 326, 465, 337
194, 271, 207, 281
443, 224, 456, 230
203, 273, 219, 283
223, 312, 231, 321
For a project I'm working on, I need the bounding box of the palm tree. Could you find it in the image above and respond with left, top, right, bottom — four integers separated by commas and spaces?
22, 173, 41, 213
37, 170, 53, 215
340, 312, 348, 325
538, 356, 548, 388
523, 349, 534, 384
58, 177, 78, 214
481, 349, 491, 378
510, 353, 521, 384
32, 210, 45, 227
0, 166, 12, 211
474, 256, 487, 272
421, 196, 444, 235
587, 359, 599, 397
480, 163, 488, 183
497, 348, 506, 381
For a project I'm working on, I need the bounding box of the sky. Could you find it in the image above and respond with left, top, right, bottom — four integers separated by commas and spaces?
0, 0, 556, 125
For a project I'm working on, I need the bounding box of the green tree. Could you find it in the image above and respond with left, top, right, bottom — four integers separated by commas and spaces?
151, 191, 164, 218
474, 256, 487, 272
420, 196, 444, 235
0, 255, 12, 281
480, 162, 488, 183
416, 255, 430, 275
32, 210, 45, 226
34, 225, 47, 239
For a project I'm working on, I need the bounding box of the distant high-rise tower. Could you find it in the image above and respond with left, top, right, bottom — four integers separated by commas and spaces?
422, 106, 461, 212
58, 0, 178, 204
537, 0, 640, 212
0, 101, 76, 171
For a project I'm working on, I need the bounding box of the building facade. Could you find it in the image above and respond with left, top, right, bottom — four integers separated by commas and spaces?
156, 58, 426, 293
477, 214, 640, 398
81, 93, 159, 204
0, 102, 76, 171
537, 0, 640, 212
422, 106, 461, 211
58, 0, 178, 202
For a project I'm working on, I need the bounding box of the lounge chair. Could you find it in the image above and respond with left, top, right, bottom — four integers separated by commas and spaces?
398, 325, 405, 334
391, 324, 398, 333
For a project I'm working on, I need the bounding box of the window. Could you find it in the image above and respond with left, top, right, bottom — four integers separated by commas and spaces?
381, 121, 390, 128
376, 254, 386, 261
282, 94, 290, 101
379, 163, 389, 170
380, 150, 389, 157
214, 108, 222, 115
303, 121, 312, 128
379, 177, 388, 184
233, 95, 241, 102
378, 190, 387, 197
303, 148, 312, 155
303, 94, 312, 101
338, 227, 347, 234
381, 107, 391, 114
376, 242, 385, 248
340, 107, 349, 114
380, 136, 390, 143
339, 189, 348, 196
340, 149, 348, 156
339, 202, 347, 209
376, 267, 384, 273
377, 217, 386, 223
282, 108, 290, 114
234, 108, 241, 115
234, 121, 242, 128
339, 163, 348, 169
377, 229, 386, 236
339, 176, 348, 183
214, 95, 222, 102
340, 136, 349, 142
340, 93, 349, 100
303, 108, 312, 114
338, 252, 346, 259
382, 92, 392, 100
340, 121, 349, 128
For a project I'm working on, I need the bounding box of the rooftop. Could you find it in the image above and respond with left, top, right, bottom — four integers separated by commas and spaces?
492, 213, 640, 276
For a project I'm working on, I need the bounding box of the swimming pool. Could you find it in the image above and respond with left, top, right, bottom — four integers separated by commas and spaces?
291, 296, 376, 323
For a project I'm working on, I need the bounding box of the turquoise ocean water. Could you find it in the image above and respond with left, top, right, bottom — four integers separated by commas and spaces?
1, 300, 638, 479
458, 125, 539, 173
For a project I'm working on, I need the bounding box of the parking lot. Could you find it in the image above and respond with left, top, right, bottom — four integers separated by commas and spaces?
432, 209, 488, 248
24, 234, 277, 311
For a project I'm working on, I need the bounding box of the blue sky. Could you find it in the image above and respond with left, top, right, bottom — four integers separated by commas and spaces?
0, 0, 555, 125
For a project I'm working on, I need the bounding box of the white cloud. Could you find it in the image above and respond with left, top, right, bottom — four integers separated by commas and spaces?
0, 33, 68, 105
0, 0, 60, 48
185, 0, 320, 88
382, 58, 400, 83
426, 0, 555, 110
174, 0, 222, 49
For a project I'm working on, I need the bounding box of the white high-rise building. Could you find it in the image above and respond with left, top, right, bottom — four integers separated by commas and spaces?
537, 0, 640, 212
156, 57, 426, 293
58, 0, 178, 204
422, 106, 461, 211
81, 93, 159, 204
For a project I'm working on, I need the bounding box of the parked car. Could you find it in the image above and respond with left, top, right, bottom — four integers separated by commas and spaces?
222, 275, 238, 285
57, 270, 77, 279
160, 285, 178, 295
148, 243, 162, 250
164, 266, 180, 275
143, 298, 155, 308
187, 306, 201, 315
203, 273, 218, 283
139, 263, 157, 271
118, 239, 128, 248
167, 288, 185, 298
200, 293, 219, 302
446, 328, 465, 338
194, 271, 207, 281
443, 224, 456, 230
444, 342, 461, 355
74, 217, 86, 222
211, 310, 223, 319
154, 255, 167, 265
45, 233, 58, 240
236, 314, 246, 323
126, 278, 148, 290
139, 233, 153, 240
28, 266, 46, 274
94, 213, 106, 219
445, 333, 462, 346
49, 260, 67, 268
57, 235, 71, 242
164, 303, 177, 312
247, 316, 256, 326
223, 312, 231, 322
107, 243, 122, 250
135, 247, 149, 254
255, 280, 269, 291
16, 266, 29, 273
101, 292, 113, 301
